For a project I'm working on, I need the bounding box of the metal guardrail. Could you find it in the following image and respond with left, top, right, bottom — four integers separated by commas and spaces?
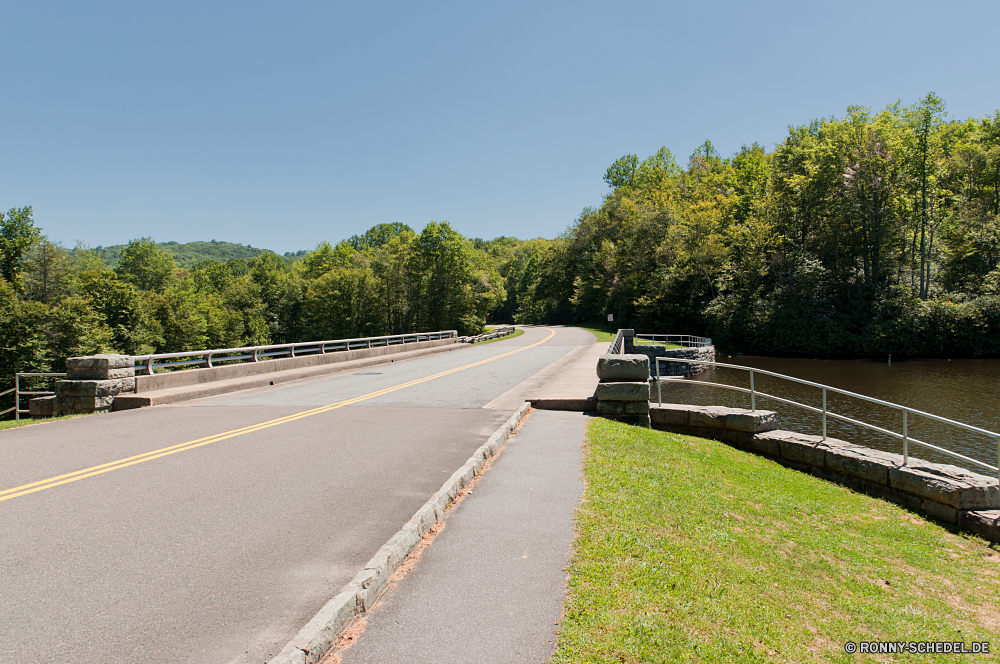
637, 334, 712, 348
654, 356, 1000, 484
3, 373, 66, 421
611, 329, 626, 354
131, 331, 458, 375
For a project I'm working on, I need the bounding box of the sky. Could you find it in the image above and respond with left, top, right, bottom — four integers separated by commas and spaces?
3, 0, 1000, 254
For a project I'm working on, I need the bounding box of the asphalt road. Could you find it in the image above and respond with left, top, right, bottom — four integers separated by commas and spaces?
0, 326, 595, 664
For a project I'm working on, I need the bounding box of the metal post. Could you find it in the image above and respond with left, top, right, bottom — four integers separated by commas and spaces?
822, 388, 827, 441
253, 348, 259, 362
996, 437, 999, 486
656, 358, 661, 405
903, 411, 909, 466
15, 374, 20, 421
749, 370, 756, 411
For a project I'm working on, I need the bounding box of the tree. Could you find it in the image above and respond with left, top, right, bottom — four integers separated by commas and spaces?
115, 238, 176, 292
907, 92, 947, 298
0, 206, 41, 288
604, 154, 639, 189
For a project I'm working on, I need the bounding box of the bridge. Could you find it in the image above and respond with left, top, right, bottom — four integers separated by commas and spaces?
0, 326, 594, 664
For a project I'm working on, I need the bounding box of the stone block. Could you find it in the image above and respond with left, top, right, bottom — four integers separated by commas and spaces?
754, 430, 827, 467
650, 405, 690, 427
860, 480, 923, 511
811, 466, 862, 492
65, 354, 132, 379
958, 510, 1000, 544
824, 444, 900, 485
616, 414, 650, 427
54, 395, 114, 416
596, 354, 649, 382
746, 433, 781, 457
55, 379, 126, 398
596, 401, 624, 415
686, 405, 779, 433
596, 382, 649, 402
889, 461, 998, 510
29, 395, 55, 418
625, 401, 650, 414
922, 499, 959, 524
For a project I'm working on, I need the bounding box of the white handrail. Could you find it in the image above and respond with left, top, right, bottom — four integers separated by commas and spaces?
131, 330, 458, 375
654, 356, 1000, 483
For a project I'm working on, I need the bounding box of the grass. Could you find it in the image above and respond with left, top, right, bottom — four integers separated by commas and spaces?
473, 328, 524, 345
552, 418, 1000, 663
0, 413, 92, 431
573, 323, 619, 342
573, 323, 686, 348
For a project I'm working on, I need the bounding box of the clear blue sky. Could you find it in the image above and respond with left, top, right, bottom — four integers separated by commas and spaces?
3, 0, 999, 254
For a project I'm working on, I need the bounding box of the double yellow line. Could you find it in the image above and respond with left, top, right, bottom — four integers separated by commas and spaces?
0, 328, 556, 504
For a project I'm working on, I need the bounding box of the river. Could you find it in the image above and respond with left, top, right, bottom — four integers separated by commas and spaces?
655, 354, 1000, 476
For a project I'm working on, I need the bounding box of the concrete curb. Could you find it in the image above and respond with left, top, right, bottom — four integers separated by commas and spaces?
112, 343, 469, 410
265, 401, 532, 664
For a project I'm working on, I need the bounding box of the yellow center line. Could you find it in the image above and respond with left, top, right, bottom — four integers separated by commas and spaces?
0, 328, 557, 504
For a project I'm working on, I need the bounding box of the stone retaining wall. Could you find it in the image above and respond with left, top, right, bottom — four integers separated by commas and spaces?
622, 331, 715, 377
650, 403, 1000, 543
595, 353, 650, 427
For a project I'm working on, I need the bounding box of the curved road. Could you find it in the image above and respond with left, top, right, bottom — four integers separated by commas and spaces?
0, 326, 594, 664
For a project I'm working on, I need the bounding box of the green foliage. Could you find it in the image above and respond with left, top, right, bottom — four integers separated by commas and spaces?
94, 239, 275, 269
0, 206, 41, 288
115, 238, 177, 292
515, 95, 1000, 358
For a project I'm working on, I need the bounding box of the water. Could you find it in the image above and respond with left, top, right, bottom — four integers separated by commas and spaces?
655, 355, 1000, 476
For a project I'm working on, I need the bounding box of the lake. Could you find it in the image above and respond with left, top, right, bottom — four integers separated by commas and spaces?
655, 354, 1000, 477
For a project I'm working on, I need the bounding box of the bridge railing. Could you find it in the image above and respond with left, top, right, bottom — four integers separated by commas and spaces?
653, 356, 1000, 483
610, 329, 626, 354
131, 330, 458, 375
3, 373, 66, 421
637, 333, 712, 348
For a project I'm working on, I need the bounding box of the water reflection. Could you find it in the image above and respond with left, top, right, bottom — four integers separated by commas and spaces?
655, 355, 1000, 474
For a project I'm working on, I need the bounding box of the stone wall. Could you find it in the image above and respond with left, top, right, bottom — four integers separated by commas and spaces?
650, 403, 1000, 543
595, 353, 650, 427
620, 330, 715, 377
39, 355, 136, 417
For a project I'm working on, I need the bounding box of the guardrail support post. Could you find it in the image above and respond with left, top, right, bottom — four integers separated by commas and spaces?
749, 370, 756, 411
822, 388, 827, 441
903, 411, 909, 466
656, 358, 661, 405
253, 348, 259, 362
15, 374, 20, 421
146, 357, 155, 375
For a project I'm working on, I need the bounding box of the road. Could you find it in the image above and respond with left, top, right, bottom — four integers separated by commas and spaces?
0, 326, 595, 664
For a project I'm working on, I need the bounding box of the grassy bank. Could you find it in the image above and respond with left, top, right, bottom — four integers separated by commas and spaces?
0, 413, 90, 431
553, 419, 1000, 663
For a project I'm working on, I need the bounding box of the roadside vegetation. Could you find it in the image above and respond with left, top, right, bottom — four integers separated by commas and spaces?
552, 418, 1000, 663
5, 93, 1000, 414
473, 328, 525, 345
0, 413, 90, 431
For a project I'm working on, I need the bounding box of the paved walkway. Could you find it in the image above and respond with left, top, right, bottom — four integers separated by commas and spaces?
338, 408, 590, 664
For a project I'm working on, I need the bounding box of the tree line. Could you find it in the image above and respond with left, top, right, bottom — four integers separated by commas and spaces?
0, 216, 546, 393
516, 93, 1000, 357
4, 92, 1000, 402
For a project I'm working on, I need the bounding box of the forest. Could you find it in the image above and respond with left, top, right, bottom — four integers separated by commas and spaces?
3, 93, 1000, 393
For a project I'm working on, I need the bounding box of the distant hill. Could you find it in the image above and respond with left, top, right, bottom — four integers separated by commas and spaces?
93, 240, 305, 269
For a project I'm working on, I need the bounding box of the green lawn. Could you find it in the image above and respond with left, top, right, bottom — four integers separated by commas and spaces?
553, 418, 1000, 663
0, 413, 91, 431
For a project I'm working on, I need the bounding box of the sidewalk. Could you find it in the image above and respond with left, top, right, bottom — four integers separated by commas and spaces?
527, 341, 609, 411
336, 408, 590, 664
